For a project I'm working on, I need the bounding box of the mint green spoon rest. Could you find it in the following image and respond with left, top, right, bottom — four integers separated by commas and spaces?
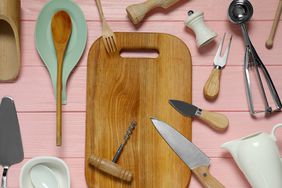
35, 0, 87, 104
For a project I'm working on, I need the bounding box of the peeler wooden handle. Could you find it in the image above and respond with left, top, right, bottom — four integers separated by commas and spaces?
89, 155, 133, 182
192, 166, 225, 188
266, 0, 282, 49
203, 68, 221, 100
126, 0, 180, 24
197, 110, 229, 131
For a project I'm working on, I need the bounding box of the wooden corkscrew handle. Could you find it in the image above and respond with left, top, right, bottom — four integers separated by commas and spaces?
126, 0, 180, 25
89, 155, 133, 182
266, 0, 282, 49
203, 68, 221, 101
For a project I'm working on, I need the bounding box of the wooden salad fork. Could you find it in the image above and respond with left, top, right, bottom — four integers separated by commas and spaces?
95, 0, 117, 53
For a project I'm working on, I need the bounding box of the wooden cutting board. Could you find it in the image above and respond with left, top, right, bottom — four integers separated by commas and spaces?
85, 32, 192, 188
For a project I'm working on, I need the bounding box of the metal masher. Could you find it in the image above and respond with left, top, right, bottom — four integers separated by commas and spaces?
228, 0, 282, 115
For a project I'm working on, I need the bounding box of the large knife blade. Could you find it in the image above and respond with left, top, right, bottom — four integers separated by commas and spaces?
169, 100, 228, 131
151, 118, 225, 188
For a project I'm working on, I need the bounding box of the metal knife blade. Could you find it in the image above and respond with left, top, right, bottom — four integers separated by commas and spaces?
169, 99, 201, 117
151, 118, 209, 169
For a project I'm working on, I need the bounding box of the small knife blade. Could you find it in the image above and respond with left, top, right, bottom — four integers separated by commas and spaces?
169, 100, 229, 131
169, 99, 200, 117
151, 118, 225, 188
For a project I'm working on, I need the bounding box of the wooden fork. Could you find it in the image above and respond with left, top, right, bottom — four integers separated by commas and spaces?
95, 0, 117, 53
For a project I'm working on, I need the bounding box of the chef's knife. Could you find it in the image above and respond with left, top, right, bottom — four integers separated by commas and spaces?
169, 100, 228, 131
0, 97, 24, 188
151, 118, 225, 188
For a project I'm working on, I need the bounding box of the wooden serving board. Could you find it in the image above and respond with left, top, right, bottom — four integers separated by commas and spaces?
85, 32, 192, 188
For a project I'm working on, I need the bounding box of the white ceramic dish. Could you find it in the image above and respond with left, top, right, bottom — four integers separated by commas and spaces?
20, 156, 70, 188
30, 165, 59, 188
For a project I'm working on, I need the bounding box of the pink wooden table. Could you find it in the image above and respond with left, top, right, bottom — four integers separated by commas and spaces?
3, 0, 282, 187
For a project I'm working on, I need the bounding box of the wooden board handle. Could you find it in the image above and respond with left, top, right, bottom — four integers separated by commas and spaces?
197, 110, 228, 131
89, 155, 133, 182
266, 0, 282, 49
203, 68, 221, 100
192, 166, 225, 188
126, 0, 180, 24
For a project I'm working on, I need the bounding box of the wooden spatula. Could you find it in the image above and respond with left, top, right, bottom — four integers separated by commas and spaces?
51, 11, 72, 146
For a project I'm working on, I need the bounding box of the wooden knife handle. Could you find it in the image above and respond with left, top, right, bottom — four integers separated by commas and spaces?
266, 0, 282, 49
197, 110, 228, 131
192, 166, 225, 188
126, 0, 180, 24
203, 68, 221, 101
89, 155, 133, 182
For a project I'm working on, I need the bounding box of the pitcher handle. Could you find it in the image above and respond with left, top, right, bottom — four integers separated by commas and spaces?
271, 123, 282, 141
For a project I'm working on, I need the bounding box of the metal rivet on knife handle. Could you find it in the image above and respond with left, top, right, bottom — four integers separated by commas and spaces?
89, 155, 133, 182
196, 110, 229, 131
192, 166, 225, 188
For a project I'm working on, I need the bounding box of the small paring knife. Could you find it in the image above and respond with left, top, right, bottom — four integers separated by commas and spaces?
151, 118, 225, 188
169, 100, 229, 131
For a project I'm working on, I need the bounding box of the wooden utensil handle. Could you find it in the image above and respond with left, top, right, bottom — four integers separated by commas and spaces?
266, 0, 282, 49
126, 0, 180, 24
95, 0, 106, 21
89, 155, 133, 182
197, 110, 228, 131
203, 68, 221, 100
56, 54, 63, 146
192, 166, 225, 188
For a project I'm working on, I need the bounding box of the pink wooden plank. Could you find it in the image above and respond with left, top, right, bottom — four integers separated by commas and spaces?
21, 0, 279, 21
0, 66, 86, 112
5, 157, 251, 188
19, 113, 85, 158
22, 21, 282, 67
2, 66, 281, 112
17, 112, 282, 158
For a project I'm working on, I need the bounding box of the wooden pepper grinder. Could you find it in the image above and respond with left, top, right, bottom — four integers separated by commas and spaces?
126, 0, 181, 25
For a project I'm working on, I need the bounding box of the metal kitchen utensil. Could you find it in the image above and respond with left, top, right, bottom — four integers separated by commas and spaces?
112, 121, 136, 163
88, 121, 136, 182
203, 33, 232, 100
228, 0, 282, 115
169, 99, 229, 131
151, 118, 225, 188
0, 97, 24, 188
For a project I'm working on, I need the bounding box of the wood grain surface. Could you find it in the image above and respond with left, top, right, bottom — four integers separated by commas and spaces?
2, 0, 282, 188
85, 32, 192, 187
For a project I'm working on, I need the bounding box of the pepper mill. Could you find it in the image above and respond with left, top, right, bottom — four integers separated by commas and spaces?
185, 10, 217, 48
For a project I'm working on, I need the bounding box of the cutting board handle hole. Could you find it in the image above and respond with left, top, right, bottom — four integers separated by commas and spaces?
120, 49, 159, 58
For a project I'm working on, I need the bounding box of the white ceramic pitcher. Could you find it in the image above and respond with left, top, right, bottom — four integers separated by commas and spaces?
221, 124, 282, 188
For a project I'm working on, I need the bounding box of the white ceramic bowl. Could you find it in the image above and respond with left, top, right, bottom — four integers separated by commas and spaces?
20, 156, 70, 188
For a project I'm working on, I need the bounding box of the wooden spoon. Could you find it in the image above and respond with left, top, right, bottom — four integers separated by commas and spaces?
51, 11, 72, 146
